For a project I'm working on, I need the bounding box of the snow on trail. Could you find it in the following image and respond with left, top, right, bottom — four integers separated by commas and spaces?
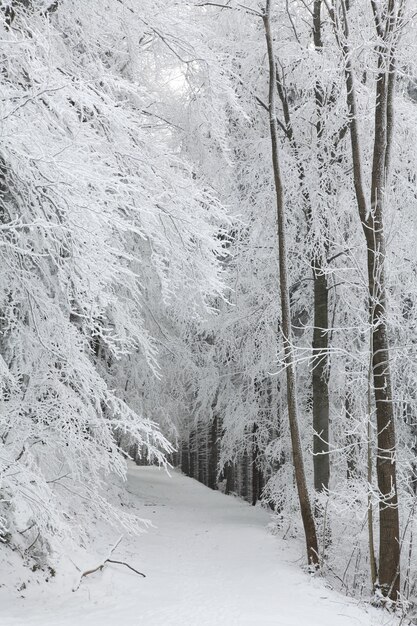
3, 466, 396, 625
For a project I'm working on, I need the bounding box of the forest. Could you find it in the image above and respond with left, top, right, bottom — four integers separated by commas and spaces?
0, 0, 416, 624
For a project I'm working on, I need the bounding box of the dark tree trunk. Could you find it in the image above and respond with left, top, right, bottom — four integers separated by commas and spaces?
345, 383, 357, 480
181, 438, 190, 476
197, 427, 206, 485
335, 0, 401, 599
263, 0, 319, 567
312, 1, 330, 493
208, 414, 219, 490
240, 451, 249, 500
275, 1, 330, 494
252, 424, 263, 505
225, 462, 235, 495
312, 268, 330, 492
189, 430, 196, 479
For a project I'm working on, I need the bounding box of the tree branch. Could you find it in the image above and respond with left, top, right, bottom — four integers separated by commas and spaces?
73, 536, 146, 591
107, 559, 146, 577
197, 2, 262, 17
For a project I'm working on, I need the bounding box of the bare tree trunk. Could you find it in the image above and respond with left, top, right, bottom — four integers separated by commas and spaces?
367, 333, 378, 588
333, 0, 401, 599
345, 373, 359, 480
189, 429, 196, 479
263, 0, 319, 567
225, 462, 235, 495
208, 413, 219, 490
312, 270, 330, 492
241, 450, 249, 500
251, 423, 263, 505
181, 438, 190, 476
275, 1, 330, 493
311, 0, 330, 494
197, 425, 206, 485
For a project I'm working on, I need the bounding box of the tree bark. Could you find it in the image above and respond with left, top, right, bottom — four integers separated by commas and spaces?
312, 0, 330, 494
312, 268, 330, 492
335, 0, 401, 599
181, 438, 190, 476
251, 422, 263, 505
208, 414, 219, 490
189, 430, 196, 479
263, 0, 319, 567
275, 1, 330, 493
225, 461, 235, 495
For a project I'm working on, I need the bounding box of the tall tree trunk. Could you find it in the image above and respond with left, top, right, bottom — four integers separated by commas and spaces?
189, 429, 196, 479
312, 269, 330, 492
275, 1, 330, 493
312, 0, 330, 494
345, 376, 357, 480
252, 423, 263, 505
334, 0, 401, 599
208, 413, 219, 490
368, 79, 399, 597
263, 0, 319, 567
225, 461, 235, 495
181, 438, 190, 476
197, 425, 206, 485
240, 450, 249, 500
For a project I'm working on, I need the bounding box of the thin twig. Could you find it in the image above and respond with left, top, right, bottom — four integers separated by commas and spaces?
73, 536, 139, 592
107, 559, 146, 577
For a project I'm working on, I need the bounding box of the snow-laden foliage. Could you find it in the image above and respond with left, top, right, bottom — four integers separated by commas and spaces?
170, 0, 417, 610
0, 0, 229, 560
3, 0, 417, 615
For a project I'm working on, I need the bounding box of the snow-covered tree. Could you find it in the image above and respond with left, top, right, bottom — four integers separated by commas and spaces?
0, 0, 229, 563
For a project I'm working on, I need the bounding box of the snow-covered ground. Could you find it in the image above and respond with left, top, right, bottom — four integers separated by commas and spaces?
1, 465, 399, 625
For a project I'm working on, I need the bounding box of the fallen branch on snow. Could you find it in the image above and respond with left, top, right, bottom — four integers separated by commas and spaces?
72, 536, 146, 591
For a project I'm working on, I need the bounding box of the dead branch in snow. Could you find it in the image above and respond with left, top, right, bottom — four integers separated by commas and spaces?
72, 536, 146, 591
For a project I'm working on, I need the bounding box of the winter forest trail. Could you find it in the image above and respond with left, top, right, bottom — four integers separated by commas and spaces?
3, 466, 393, 626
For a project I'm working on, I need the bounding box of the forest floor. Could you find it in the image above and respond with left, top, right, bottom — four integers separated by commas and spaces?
1, 464, 402, 625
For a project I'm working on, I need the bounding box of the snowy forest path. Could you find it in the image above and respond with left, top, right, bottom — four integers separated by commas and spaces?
4, 466, 390, 625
